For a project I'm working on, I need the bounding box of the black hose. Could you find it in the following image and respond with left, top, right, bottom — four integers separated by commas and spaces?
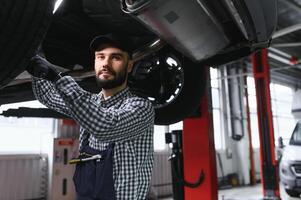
170, 155, 205, 188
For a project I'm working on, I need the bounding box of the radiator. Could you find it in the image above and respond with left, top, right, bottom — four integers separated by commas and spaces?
0, 154, 48, 200
151, 151, 173, 197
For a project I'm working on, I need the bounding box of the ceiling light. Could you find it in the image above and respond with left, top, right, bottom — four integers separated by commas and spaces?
53, 0, 64, 13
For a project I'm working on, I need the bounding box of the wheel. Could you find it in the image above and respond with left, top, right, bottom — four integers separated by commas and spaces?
285, 189, 300, 198
129, 47, 207, 125
0, 0, 55, 88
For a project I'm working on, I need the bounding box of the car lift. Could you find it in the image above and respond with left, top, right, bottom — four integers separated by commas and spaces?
166, 67, 218, 200
182, 91, 218, 200
167, 49, 281, 200
252, 49, 281, 200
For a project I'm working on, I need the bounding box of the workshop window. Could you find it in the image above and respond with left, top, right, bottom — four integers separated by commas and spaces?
270, 83, 296, 144
211, 68, 224, 150
154, 125, 168, 151
247, 77, 295, 148
0, 101, 55, 153
247, 77, 260, 148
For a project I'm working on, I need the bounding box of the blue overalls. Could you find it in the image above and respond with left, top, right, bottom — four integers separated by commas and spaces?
72, 138, 116, 200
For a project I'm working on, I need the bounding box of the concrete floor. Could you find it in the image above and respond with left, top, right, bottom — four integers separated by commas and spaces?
159, 184, 300, 200
219, 184, 299, 200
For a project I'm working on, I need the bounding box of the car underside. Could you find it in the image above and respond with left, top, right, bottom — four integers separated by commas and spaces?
0, 0, 277, 125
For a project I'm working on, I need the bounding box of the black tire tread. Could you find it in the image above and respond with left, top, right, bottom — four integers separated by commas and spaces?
0, 0, 55, 88
154, 51, 206, 125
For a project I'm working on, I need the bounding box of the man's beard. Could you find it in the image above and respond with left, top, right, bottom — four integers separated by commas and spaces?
95, 65, 128, 89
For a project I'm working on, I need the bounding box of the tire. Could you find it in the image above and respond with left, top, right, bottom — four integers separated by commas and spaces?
0, 0, 55, 88
154, 56, 207, 125
130, 47, 207, 125
285, 189, 300, 198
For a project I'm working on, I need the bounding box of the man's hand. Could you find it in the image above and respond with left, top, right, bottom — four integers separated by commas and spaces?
27, 55, 62, 82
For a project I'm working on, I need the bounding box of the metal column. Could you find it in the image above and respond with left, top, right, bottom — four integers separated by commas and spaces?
251, 49, 280, 199
182, 67, 218, 200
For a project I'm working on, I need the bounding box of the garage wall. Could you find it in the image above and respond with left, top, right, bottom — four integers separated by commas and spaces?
151, 151, 173, 197
0, 154, 48, 200
211, 65, 298, 187
216, 148, 261, 184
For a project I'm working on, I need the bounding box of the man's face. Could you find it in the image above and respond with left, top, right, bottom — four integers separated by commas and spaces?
94, 44, 133, 89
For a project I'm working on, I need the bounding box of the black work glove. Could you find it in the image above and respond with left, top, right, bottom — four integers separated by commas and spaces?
27, 55, 62, 82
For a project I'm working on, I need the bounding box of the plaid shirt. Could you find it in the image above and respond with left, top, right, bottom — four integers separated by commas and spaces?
32, 76, 155, 200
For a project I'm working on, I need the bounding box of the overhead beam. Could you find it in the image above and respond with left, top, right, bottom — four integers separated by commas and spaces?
272, 23, 301, 39
271, 42, 301, 48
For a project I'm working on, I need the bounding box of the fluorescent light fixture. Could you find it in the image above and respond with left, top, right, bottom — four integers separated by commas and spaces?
268, 52, 293, 66
53, 0, 64, 13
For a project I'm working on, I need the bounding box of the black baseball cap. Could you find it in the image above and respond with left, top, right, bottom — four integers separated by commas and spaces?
90, 34, 133, 57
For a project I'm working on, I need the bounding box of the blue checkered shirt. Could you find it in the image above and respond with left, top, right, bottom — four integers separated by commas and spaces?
32, 76, 155, 200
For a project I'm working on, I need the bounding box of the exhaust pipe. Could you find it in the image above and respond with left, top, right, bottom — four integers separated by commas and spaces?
121, 0, 229, 62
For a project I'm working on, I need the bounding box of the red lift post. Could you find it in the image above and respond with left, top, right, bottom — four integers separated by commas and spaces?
182, 67, 218, 200
251, 49, 281, 199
